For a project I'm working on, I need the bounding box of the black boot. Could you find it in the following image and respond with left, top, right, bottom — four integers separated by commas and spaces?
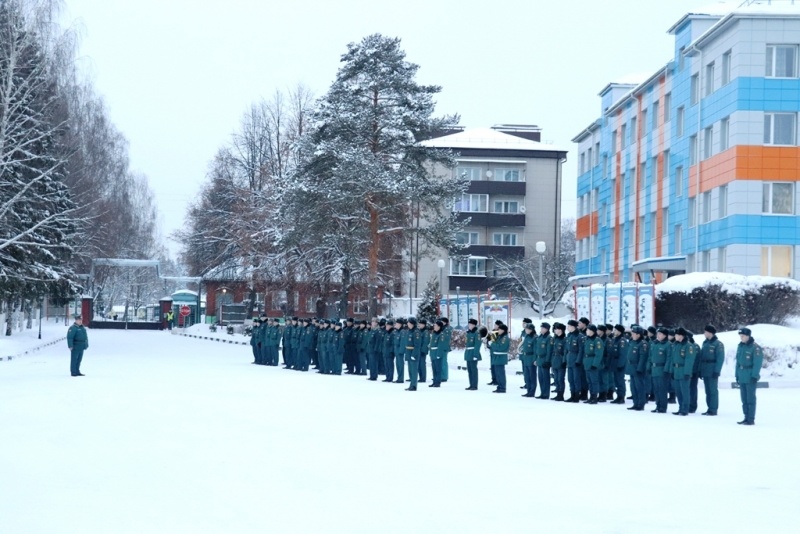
552, 393, 564, 401
588, 395, 598, 405
668, 393, 677, 404
598, 392, 607, 403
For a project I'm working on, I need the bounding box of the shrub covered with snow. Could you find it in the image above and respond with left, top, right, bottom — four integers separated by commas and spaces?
655, 273, 800, 332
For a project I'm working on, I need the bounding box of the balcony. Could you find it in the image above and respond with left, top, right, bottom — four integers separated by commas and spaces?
456, 212, 525, 227
448, 276, 489, 292
466, 181, 527, 196
462, 245, 525, 259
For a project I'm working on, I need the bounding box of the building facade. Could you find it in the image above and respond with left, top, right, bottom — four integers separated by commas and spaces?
416, 125, 567, 295
574, 2, 800, 282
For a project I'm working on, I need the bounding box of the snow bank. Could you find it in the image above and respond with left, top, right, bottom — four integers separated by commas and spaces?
718, 324, 800, 379
656, 272, 800, 296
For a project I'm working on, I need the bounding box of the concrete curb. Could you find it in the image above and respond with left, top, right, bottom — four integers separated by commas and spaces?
1, 337, 67, 362
175, 332, 250, 346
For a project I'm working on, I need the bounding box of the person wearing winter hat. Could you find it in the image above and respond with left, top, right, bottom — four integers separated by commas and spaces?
392, 318, 405, 383
565, 319, 584, 402
428, 320, 445, 387
670, 327, 697, 416
625, 325, 649, 411
519, 322, 537, 397
699, 325, 725, 416
735, 327, 763, 425
417, 319, 430, 384
534, 322, 552, 399
550, 323, 568, 401
609, 324, 628, 403
648, 327, 671, 413
464, 318, 482, 390
595, 325, 611, 403
490, 324, 510, 393
488, 320, 505, 386
519, 318, 534, 391
438, 317, 452, 383
403, 318, 422, 391
582, 325, 604, 404
330, 320, 344, 375
382, 318, 396, 382
577, 318, 590, 400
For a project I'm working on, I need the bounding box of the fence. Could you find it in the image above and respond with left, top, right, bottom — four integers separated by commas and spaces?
574, 283, 655, 326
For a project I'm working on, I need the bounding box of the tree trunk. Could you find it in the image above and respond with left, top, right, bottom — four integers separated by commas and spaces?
367, 203, 380, 318
5, 299, 12, 336
25, 300, 32, 329
339, 267, 351, 319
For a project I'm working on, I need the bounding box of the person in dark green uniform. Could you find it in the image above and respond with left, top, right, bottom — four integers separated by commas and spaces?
490, 324, 510, 393
250, 317, 262, 364
699, 324, 725, 416
610, 324, 628, 403
687, 331, 702, 412
67, 315, 88, 377
298, 318, 315, 371
382, 319, 396, 382
367, 319, 381, 381
417, 319, 430, 383
648, 327, 670, 413
464, 318, 482, 390
534, 322, 552, 399
670, 327, 697, 416
578, 317, 590, 401
356, 320, 369, 375
428, 321, 444, 387
519, 323, 536, 397
565, 320, 583, 403
625, 325, 649, 411
550, 323, 567, 401
519, 318, 533, 391
392, 318, 405, 383
268, 318, 282, 366
404, 318, 422, 391
735, 328, 763, 425
487, 319, 504, 386
440, 317, 452, 382
582, 324, 604, 404
331, 320, 345, 375
595, 325, 609, 402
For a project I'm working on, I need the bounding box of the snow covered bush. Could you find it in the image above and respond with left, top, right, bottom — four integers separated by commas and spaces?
655, 273, 800, 332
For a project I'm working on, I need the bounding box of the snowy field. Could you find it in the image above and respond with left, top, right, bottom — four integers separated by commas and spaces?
2, 330, 800, 534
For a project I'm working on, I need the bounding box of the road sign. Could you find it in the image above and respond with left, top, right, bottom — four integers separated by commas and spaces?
179, 305, 192, 317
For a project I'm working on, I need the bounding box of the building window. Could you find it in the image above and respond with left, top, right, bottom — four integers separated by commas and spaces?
630, 118, 637, 144
457, 167, 482, 181
662, 207, 669, 237
455, 194, 488, 213
719, 185, 728, 218
640, 161, 647, 188
718, 247, 727, 272
271, 291, 285, 311
652, 101, 659, 131
679, 46, 686, 70
674, 225, 682, 254
705, 62, 715, 96
722, 50, 731, 85
306, 297, 316, 313
495, 168, 522, 182
586, 149, 593, 172
766, 45, 797, 78
600, 249, 607, 273
702, 192, 711, 224
764, 113, 796, 145
663, 150, 670, 182
580, 153, 586, 174
689, 198, 696, 228
621, 124, 627, 149
677, 106, 685, 137
690, 74, 699, 105
720, 117, 730, 151
602, 155, 609, 179
456, 232, 479, 245
493, 201, 519, 213
675, 166, 684, 197
594, 142, 600, 165
762, 183, 795, 214
592, 235, 598, 257
761, 246, 793, 277
611, 130, 617, 153
701, 250, 711, 271
690, 135, 698, 165
600, 202, 608, 227
592, 188, 599, 211
450, 257, 486, 277
353, 299, 368, 314
703, 126, 713, 159
640, 110, 647, 137
664, 93, 672, 123
492, 233, 518, 246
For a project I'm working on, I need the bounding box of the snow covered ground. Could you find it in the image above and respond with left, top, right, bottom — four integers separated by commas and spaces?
2, 330, 798, 533
0, 320, 70, 361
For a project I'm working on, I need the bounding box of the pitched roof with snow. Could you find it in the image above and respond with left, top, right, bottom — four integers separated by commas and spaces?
420, 127, 567, 153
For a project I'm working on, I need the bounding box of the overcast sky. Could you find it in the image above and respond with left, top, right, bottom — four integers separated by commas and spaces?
61, 0, 736, 256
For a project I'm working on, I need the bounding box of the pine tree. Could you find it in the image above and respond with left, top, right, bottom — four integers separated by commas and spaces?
283, 34, 467, 316
416, 277, 440, 324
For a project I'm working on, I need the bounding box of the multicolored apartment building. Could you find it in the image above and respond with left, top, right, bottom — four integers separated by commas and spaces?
574, 2, 800, 282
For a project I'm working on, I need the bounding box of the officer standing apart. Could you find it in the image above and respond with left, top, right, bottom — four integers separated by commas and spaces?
490, 324, 510, 393
464, 319, 482, 390
735, 327, 763, 426
67, 315, 89, 377
699, 324, 725, 416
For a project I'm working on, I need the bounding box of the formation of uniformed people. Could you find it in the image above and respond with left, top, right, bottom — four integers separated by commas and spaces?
245, 313, 761, 425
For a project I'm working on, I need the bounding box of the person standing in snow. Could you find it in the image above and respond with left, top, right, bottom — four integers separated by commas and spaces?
687, 331, 702, 413
428, 320, 444, 387
610, 325, 628, 403
249, 317, 262, 364
647, 327, 670, 413
382, 319, 396, 383
534, 322, 552, 399
565, 320, 584, 403
735, 328, 763, 426
392, 318, 405, 383
67, 315, 89, 377
550, 323, 568, 401
489, 324, 510, 393
417, 319, 430, 384
669, 327, 697, 416
519, 318, 533, 391
519, 323, 537, 397
582, 324, 604, 404
331, 321, 345, 375
404, 318, 422, 391
464, 319, 483, 390
625, 325, 649, 411
440, 317, 452, 382
699, 325, 725, 416
577, 317, 590, 401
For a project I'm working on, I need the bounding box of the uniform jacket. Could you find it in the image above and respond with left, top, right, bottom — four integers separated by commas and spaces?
699, 336, 725, 377
299, 325, 314, 350
519, 334, 536, 366
550, 334, 567, 369
331, 329, 345, 356
404, 327, 422, 362
735, 338, 763, 384
668, 339, 697, 379
625, 338, 649, 375
464, 328, 482, 361
382, 328, 395, 357
67, 324, 88, 349
442, 325, 452, 353
566, 330, 583, 366
647, 339, 670, 377
249, 324, 260, 347
534, 333, 552, 367
490, 333, 510, 366
582, 335, 604, 369
609, 335, 627, 370
418, 327, 430, 355
393, 327, 405, 357
429, 330, 443, 360
283, 324, 294, 349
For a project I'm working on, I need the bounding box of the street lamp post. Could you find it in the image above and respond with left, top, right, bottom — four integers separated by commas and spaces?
38, 299, 43, 340
536, 241, 547, 320
455, 285, 461, 329
437, 259, 445, 316
408, 271, 415, 315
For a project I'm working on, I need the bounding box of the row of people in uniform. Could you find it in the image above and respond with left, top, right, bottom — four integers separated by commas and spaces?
247, 314, 763, 425
508, 317, 763, 425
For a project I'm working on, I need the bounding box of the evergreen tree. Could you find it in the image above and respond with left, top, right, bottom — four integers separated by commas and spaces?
416, 277, 440, 324
283, 34, 468, 316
